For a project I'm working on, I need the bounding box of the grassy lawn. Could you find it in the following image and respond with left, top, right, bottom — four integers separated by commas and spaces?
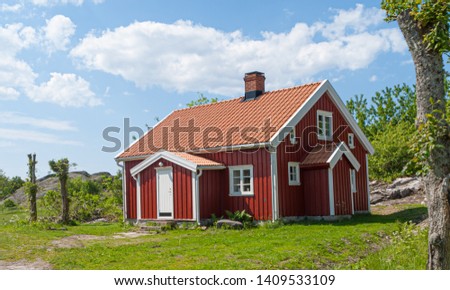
0, 204, 428, 270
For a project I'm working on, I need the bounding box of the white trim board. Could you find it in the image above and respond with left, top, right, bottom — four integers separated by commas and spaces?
114, 112, 174, 160
366, 154, 371, 213
323, 81, 375, 154
270, 149, 279, 221
130, 150, 225, 177
327, 142, 361, 171
136, 173, 141, 221
328, 168, 335, 216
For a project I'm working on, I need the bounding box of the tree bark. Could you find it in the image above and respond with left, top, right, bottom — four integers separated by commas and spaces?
60, 177, 69, 224
27, 154, 37, 222
396, 10, 450, 269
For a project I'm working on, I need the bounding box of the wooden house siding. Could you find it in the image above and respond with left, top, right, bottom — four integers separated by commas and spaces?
302, 168, 330, 216
200, 148, 272, 220
332, 158, 353, 215
124, 159, 144, 219
276, 92, 369, 216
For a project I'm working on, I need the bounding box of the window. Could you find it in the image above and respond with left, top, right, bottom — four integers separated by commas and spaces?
288, 162, 300, 186
289, 129, 297, 144
229, 165, 254, 196
350, 169, 356, 193
348, 133, 355, 149
317, 110, 333, 140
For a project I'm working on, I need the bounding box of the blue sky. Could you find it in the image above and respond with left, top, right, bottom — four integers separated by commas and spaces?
0, 0, 432, 178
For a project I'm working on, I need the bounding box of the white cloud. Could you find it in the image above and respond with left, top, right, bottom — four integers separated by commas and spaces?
27, 72, 102, 107
31, 0, 84, 6
0, 17, 97, 108
0, 87, 20, 100
0, 3, 22, 12
319, 4, 384, 39
0, 23, 37, 56
369, 75, 378, 82
0, 128, 81, 145
0, 24, 38, 100
0, 112, 77, 131
42, 15, 76, 52
71, 4, 407, 96
30, 0, 104, 6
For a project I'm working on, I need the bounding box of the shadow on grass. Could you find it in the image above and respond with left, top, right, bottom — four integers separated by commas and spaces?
334, 206, 428, 226
285, 206, 428, 227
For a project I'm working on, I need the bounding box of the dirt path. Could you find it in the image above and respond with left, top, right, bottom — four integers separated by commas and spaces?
0, 231, 150, 270
0, 259, 52, 270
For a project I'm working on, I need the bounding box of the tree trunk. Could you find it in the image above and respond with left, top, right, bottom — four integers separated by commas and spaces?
27, 154, 37, 222
396, 10, 450, 269
29, 192, 37, 222
60, 178, 69, 224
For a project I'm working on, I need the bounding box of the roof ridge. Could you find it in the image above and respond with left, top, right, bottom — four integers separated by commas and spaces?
172, 80, 324, 113
174, 96, 241, 112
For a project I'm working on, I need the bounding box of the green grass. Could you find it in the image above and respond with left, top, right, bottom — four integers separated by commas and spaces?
0, 204, 428, 269
355, 221, 428, 269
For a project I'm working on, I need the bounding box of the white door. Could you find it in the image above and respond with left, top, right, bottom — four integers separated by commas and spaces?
157, 168, 173, 219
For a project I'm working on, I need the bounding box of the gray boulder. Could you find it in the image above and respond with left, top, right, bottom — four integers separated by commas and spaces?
216, 219, 243, 229
370, 177, 424, 205
386, 177, 423, 199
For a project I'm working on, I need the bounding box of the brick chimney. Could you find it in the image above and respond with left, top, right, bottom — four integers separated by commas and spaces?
243, 71, 265, 101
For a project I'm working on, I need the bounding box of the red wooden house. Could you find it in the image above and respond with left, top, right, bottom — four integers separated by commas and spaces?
115, 72, 374, 223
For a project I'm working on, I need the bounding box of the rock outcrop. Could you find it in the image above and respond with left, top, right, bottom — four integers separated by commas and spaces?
8, 171, 112, 205
370, 177, 425, 205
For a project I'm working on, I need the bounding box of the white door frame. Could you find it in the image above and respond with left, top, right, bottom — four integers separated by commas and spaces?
156, 167, 174, 219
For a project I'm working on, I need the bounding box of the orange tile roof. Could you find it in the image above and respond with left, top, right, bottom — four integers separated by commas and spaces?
170, 152, 224, 167
118, 81, 322, 159
300, 143, 337, 166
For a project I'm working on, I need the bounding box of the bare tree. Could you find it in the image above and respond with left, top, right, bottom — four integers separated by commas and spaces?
26, 154, 38, 222
382, 0, 450, 269
49, 158, 70, 224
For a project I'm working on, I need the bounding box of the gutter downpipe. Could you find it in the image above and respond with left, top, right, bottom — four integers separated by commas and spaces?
195, 169, 203, 225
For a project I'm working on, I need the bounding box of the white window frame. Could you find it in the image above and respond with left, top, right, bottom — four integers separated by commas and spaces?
289, 128, 297, 144
229, 165, 254, 196
288, 162, 300, 186
317, 110, 333, 141
348, 133, 355, 149
350, 169, 356, 193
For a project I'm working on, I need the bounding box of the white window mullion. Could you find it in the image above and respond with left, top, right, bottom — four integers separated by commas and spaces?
317, 110, 333, 141
288, 162, 300, 186
229, 165, 254, 196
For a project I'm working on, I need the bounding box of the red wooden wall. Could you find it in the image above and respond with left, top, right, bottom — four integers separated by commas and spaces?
352, 146, 369, 212
200, 148, 272, 220
198, 170, 224, 219
277, 92, 369, 217
332, 158, 353, 215
302, 168, 330, 216
125, 160, 144, 219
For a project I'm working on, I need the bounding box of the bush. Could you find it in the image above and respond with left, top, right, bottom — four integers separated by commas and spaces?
0, 170, 24, 200
39, 176, 123, 222
2, 199, 17, 208
39, 190, 61, 218
369, 122, 417, 182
